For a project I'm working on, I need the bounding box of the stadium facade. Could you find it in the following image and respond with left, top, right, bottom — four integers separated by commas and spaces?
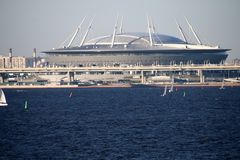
43, 17, 230, 66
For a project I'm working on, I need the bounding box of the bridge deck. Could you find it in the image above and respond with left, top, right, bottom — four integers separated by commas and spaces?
0, 64, 240, 73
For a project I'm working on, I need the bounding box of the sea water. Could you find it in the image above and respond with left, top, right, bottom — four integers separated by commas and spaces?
0, 87, 240, 159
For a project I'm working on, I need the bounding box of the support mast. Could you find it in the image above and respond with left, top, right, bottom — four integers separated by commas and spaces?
119, 16, 123, 34
147, 15, 153, 46
185, 17, 202, 45
150, 17, 156, 33
175, 20, 188, 43
67, 17, 86, 47
111, 15, 119, 48
80, 17, 94, 47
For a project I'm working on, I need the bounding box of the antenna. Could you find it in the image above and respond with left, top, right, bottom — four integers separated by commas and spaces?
175, 19, 188, 43
119, 16, 123, 34
111, 15, 119, 48
80, 16, 94, 47
147, 15, 153, 46
184, 17, 202, 45
67, 17, 86, 47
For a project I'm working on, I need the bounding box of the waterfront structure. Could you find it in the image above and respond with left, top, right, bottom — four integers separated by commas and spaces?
26, 53, 46, 68
0, 64, 240, 85
43, 17, 230, 66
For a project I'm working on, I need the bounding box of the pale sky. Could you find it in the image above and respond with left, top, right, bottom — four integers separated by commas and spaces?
0, 0, 239, 60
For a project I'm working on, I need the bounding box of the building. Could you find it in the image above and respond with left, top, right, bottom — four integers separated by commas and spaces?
0, 56, 26, 68
43, 17, 230, 66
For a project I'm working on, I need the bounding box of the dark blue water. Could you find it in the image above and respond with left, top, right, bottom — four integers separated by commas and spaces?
0, 87, 240, 159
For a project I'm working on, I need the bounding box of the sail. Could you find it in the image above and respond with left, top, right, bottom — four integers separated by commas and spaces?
162, 85, 168, 96
0, 89, 7, 104
219, 80, 225, 90
169, 83, 174, 93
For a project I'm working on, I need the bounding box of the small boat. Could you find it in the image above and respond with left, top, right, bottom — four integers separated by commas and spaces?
169, 83, 174, 93
69, 92, 73, 98
219, 80, 225, 90
24, 100, 28, 110
161, 85, 168, 96
0, 89, 8, 106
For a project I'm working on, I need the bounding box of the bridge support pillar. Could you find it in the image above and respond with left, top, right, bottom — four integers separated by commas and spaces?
68, 72, 75, 84
0, 73, 6, 83
198, 70, 205, 83
0, 75, 3, 83
141, 70, 146, 83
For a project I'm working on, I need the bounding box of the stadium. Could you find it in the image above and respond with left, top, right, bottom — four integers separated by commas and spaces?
43, 17, 230, 66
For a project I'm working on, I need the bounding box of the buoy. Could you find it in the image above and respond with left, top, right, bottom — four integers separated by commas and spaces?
183, 91, 186, 97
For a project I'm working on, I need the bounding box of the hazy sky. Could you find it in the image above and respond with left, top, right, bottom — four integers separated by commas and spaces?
0, 0, 239, 60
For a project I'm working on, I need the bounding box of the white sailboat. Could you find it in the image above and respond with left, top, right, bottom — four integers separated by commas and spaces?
169, 83, 174, 93
183, 91, 186, 97
168, 77, 174, 93
219, 80, 225, 90
161, 85, 168, 96
0, 89, 8, 107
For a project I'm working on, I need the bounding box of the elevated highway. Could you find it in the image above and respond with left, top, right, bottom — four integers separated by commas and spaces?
0, 64, 240, 73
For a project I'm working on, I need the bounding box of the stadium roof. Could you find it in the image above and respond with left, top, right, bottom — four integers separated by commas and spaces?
87, 32, 185, 46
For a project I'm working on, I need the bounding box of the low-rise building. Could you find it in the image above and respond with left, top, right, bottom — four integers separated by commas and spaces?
0, 55, 26, 68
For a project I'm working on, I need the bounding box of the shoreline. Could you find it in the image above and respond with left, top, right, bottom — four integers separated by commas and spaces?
146, 82, 240, 88
0, 83, 132, 89
0, 82, 240, 89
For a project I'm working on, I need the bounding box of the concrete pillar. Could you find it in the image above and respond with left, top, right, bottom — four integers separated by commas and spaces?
0, 74, 3, 83
0, 73, 6, 83
197, 69, 200, 76
68, 72, 75, 83
198, 69, 205, 83
202, 75, 205, 83
141, 70, 145, 83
